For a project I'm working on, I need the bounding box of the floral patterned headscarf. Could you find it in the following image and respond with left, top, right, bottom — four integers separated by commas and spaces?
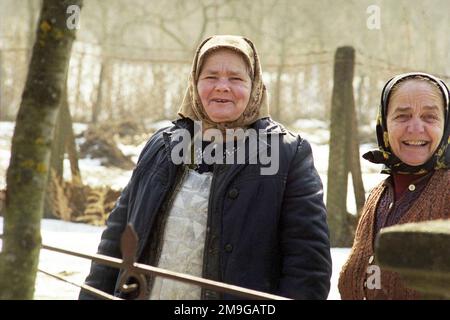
362, 72, 450, 174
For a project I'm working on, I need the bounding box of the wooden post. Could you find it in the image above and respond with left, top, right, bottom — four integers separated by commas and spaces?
375, 220, 450, 299
327, 46, 365, 247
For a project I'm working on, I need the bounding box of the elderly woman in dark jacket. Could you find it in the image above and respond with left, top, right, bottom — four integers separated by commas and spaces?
339, 72, 450, 300
79, 35, 332, 300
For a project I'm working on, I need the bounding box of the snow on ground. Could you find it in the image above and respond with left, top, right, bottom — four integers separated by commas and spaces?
0, 217, 105, 300
65, 156, 134, 190
1, 119, 380, 299
0, 121, 15, 188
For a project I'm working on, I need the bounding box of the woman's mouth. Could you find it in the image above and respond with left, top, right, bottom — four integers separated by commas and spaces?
211, 98, 232, 103
402, 140, 429, 146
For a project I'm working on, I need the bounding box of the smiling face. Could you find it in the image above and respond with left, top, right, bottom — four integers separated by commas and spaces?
386, 79, 445, 166
197, 49, 252, 123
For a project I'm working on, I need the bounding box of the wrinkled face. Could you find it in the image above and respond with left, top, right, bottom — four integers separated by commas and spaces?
197, 49, 252, 123
387, 80, 445, 166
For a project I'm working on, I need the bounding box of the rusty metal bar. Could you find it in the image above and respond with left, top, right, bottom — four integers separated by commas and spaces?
39, 242, 290, 300
37, 268, 122, 300
1, 226, 291, 300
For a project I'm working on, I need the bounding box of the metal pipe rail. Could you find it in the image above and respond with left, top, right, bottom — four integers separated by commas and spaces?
1, 224, 291, 300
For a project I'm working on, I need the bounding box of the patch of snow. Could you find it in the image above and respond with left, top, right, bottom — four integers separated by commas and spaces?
292, 118, 329, 130
72, 123, 88, 136
63, 157, 132, 190
0, 121, 15, 137
145, 120, 173, 132
0, 122, 14, 189
116, 142, 145, 163
328, 248, 351, 300
75, 136, 86, 146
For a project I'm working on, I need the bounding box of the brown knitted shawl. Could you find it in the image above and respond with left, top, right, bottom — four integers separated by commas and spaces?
338, 169, 449, 300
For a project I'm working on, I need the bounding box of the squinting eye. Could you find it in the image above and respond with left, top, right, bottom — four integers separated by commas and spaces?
200, 75, 216, 80
394, 114, 409, 121
423, 114, 439, 121
230, 77, 243, 81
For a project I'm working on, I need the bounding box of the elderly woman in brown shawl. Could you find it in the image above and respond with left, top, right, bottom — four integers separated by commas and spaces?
339, 72, 450, 300
80, 35, 332, 300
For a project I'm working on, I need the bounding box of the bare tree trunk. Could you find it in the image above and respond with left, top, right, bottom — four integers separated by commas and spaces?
65, 104, 82, 186
0, 0, 82, 299
75, 52, 84, 121
290, 71, 300, 122
319, 64, 331, 121
26, 0, 43, 63
327, 46, 362, 247
273, 42, 286, 122
327, 47, 351, 247
93, 60, 108, 124
91, 60, 106, 124
303, 65, 312, 116
0, 50, 4, 120
50, 85, 68, 179
273, 66, 282, 122
349, 94, 366, 217
367, 75, 376, 122
45, 76, 67, 220
152, 65, 166, 121
116, 66, 125, 118
356, 74, 365, 124
44, 75, 83, 218
107, 63, 115, 121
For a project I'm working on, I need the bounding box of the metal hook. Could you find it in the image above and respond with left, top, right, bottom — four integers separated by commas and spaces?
117, 224, 148, 299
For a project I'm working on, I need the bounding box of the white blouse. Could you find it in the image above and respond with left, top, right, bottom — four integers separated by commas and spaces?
149, 168, 212, 300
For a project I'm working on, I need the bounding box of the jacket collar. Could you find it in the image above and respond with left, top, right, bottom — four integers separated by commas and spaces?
170, 117, 286, 135
162, 118, 284, 182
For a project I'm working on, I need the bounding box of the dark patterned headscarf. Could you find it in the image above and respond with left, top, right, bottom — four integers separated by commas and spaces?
363, 72, 450, 174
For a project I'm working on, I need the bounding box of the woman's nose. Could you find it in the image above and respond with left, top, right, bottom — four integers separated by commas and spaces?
215, 78, 231, 91
407, 117, 425, 133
